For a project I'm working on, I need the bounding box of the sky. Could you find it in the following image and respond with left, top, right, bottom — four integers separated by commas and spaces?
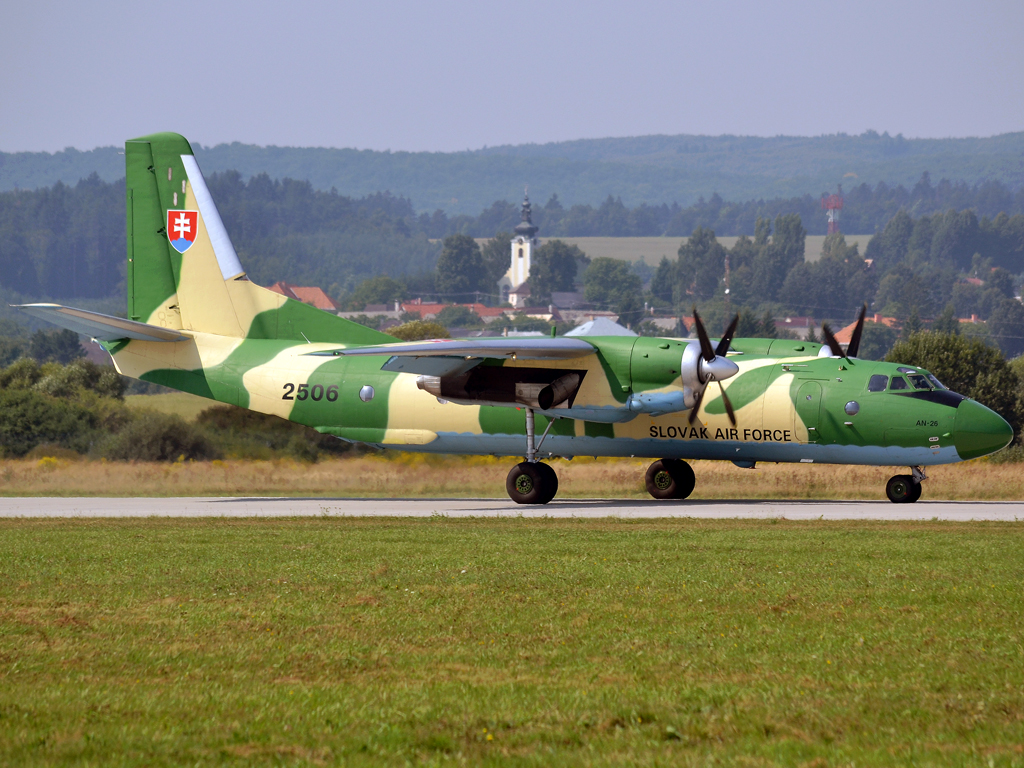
2, 0, 1023, 153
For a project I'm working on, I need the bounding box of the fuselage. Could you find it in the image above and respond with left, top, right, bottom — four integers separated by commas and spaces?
108, 332, 1014, 467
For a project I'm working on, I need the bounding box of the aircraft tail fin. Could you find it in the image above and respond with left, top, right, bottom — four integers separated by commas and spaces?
124, 132, 392, 344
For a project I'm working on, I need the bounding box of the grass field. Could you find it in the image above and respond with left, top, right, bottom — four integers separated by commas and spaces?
1, 517, 1022, 766
508, 236, 873, 264
2, 455, 1022, 500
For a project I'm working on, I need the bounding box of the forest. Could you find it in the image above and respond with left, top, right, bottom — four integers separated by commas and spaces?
4, 130, 1024, 214
2, 168, 1023, 305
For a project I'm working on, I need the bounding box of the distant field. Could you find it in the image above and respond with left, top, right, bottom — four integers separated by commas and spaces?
534, 235, 873, 264
1, 517, 1021, 765
2, 455, 1021, 500
125, 391, 215, 421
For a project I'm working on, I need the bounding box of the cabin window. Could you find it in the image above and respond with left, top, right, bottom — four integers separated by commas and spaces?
889, 376, 909, 391
908, 374, 931, 390
867, 375, 888, 392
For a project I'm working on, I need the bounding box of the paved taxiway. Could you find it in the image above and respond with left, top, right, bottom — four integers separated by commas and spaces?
0, 497, 1021, 520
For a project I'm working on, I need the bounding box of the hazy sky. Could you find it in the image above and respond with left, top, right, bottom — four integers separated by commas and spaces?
3, 0, 1022, 153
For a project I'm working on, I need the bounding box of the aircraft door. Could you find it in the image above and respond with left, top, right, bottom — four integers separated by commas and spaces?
794, 381, 822, 443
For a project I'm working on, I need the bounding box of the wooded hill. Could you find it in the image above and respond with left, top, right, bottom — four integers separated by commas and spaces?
3, 131, 1023, 214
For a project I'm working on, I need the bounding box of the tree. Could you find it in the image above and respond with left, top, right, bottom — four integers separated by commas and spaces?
677, 227, 725, 302
752, 214, 807, 302
932, 304, 960, 336
886, 332, 1020, 437
28, 329, 84, 364
434, 305, 483, 329
530, 240, 588, 304
435, 234, 487, 301
988, 298, 1024, 358
857, 321, 899, 360
346, 276, 405, 310
388, 320, 450, 341
583, 258, 643, 324
650, 257, 676, 307
901, 307, 924, 338
480, 232, 512, 295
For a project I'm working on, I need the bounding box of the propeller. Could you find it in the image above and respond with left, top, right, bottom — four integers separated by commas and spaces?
820, 304, 867, 359
688, 310, 738, 426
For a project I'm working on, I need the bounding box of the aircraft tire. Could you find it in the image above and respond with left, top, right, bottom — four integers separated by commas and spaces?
886, 474, 917, 503
506, 462, 558, 505
907, 480, 923, 503
645, 459, 696, 500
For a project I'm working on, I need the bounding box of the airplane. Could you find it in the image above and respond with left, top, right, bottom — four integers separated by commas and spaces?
17, 132, 1014, 505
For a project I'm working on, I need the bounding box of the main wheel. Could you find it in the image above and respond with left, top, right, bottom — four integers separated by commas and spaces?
645, 459, 696, 500
907, 480, 922, 503
506, 462, 558, 505
886, 474, 917, 503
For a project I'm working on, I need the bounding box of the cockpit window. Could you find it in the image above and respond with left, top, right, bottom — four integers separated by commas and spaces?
908, 374, 931, 390
867, 374, 888, 392
889, 376, 909, 391
926, 374, 946, 390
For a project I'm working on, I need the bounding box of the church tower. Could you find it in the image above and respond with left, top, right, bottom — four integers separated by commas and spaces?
498, 192, 538, 307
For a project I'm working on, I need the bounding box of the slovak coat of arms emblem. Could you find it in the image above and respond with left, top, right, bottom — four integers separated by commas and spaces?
167, 210, 198, 253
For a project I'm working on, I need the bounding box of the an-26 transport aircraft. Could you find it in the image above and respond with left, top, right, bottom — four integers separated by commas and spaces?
19, 133, 1014, 504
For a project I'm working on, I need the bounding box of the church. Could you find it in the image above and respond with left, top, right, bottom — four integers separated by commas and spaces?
496, 192, 539, 309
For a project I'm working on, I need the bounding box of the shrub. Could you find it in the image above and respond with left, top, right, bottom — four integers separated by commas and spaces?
98, 411, 218, 462
388, 320, 449, 341
0, 390, 97, 457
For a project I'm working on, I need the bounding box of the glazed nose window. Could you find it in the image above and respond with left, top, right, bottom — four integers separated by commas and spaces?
867, 374, 888, 392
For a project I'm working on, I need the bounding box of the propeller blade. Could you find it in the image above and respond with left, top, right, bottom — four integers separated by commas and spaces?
688, 385, 706, 424
845, 304, 867, 358
692, 308, 716, 362
717, 381, 736, 426
715, 314, 739, 357
820, 323, 845, 357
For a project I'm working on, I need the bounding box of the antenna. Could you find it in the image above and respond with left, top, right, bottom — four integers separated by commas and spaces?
821, 184, 844, 235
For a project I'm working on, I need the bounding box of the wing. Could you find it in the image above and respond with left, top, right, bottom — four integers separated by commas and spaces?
333, 337, 595, 360
307, 336, 597, 377
15, 303, 190, 342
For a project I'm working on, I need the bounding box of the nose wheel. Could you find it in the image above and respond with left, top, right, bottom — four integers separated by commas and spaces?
886, 467, 925, 503
645, 459, 696, 500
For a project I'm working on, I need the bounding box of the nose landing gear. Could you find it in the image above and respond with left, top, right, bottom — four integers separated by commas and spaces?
886, 466, 926, 503
645, 459, 696, 500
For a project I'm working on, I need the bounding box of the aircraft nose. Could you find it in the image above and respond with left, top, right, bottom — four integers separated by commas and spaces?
953, 399, 1014, 460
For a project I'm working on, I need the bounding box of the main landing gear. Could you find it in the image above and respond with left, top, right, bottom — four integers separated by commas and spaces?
645, 459, 696, 500
506, 408, 560, 505
886, 466, 926, 503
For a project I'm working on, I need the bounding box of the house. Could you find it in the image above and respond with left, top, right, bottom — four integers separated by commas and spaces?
267, 281, 340, 312
834, 313, 898, 344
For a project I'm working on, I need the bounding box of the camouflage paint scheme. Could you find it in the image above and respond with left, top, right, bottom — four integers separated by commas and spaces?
71, 134, 1017, 468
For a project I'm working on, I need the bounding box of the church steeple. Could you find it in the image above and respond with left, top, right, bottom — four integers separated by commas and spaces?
514, 191, 538, 238
501, 188, 539, 306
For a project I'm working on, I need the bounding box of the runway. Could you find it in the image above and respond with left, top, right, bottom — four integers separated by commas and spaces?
0, 497, 1021, 520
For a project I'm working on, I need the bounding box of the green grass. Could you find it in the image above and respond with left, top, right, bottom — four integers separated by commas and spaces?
124, 391, 215, 421
2, 518, 1022, 766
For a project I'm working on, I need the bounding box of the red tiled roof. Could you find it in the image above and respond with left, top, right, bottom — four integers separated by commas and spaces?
834, 314, 898, 343
267, 281, 339, 311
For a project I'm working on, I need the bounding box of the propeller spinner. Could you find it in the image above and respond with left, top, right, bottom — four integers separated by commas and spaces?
685, 310, 740, 426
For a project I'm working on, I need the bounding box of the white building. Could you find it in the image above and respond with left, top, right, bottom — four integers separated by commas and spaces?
497, 193, 539, 308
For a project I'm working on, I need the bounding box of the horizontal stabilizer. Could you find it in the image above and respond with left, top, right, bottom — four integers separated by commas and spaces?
333, 337, 595, 360
15, 304, 190, 342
